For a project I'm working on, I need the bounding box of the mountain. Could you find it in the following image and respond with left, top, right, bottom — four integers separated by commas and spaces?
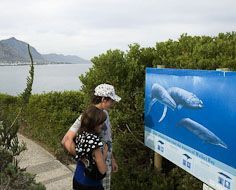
0, 37, 44, 63
42, 53, 90, 64
0, 37, 90, 64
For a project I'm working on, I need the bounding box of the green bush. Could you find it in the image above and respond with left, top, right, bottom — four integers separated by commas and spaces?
20, 91, 85, 163
153, 32, 236, 70
0, 91, 85, 163
0, 121, 45, 190
0, 94, 20, 126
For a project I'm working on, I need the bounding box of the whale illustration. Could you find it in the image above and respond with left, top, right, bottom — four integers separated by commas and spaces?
178, 118, 228, 149
148, 83, 176, 122
168, 87, 203, 110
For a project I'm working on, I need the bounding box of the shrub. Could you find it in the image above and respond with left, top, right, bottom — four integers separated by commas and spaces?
20, 91, 85, 163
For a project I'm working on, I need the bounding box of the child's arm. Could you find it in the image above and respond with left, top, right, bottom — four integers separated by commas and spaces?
93, 147, 108, 174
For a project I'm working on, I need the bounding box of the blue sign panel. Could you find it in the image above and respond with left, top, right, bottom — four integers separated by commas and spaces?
144, 68, 236, 190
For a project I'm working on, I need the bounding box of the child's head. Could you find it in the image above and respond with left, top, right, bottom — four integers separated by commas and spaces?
92, 84, 121, 110
80, 105, 107, 134
91, 95, 115, 110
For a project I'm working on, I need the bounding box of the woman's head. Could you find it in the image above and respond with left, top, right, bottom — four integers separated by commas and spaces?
80, 106, 107, 134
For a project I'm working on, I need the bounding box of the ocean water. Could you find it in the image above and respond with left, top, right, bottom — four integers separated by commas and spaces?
145, 68, 236, 169
0, 63, 92, 95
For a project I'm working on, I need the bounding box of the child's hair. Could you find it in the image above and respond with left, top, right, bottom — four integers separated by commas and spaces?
91, 95, 112, 104
80, 105, 107, 133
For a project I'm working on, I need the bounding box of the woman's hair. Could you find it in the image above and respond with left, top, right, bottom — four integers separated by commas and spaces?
91, 95, 112, 104
80, 105, 107, 133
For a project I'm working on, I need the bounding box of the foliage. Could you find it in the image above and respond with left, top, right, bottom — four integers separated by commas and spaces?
0, 94, 19, 127
0, 45, 45, 189
20, 91, 85, 163
20, 45, 35, 105
154, 32, 236, 70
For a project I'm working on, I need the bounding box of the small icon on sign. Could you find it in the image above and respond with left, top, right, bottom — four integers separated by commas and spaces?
182, 154, 192, 169
157, 140, 164, 153
218, 172, 232, 189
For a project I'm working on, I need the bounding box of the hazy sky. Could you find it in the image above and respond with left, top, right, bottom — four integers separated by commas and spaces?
0, 0, 235, 59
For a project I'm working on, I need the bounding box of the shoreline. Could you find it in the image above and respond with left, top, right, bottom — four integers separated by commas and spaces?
0, 62, 91, 66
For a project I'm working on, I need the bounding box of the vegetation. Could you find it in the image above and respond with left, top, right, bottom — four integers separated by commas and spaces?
153, 32, 236, 70
21, 91, 85, 163
0, 45, 45, 189
0, 32, 235, 189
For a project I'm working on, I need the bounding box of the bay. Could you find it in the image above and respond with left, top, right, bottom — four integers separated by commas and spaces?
0, 63, 92, 95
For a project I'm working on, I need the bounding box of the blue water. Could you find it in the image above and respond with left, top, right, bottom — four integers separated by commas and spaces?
145, 68, 236, 169
0, 63, 92, 95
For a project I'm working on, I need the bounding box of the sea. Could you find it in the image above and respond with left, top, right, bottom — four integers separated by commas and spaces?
0, 63, 92, 95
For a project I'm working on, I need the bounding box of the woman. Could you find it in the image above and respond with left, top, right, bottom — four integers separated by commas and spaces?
73, 106, 108, 190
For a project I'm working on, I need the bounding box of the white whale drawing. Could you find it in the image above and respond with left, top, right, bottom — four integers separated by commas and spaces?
168, 87, 203, 110
147, 83, 176, 122
178, 118, 228, 149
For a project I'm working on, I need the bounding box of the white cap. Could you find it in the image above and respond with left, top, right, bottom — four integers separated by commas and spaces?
94, 84, 121, 102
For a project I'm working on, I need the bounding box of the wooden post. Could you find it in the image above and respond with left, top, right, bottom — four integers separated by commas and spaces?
216, 68, 230, 71
154, 153, 163, 171
153, 65, 165, 171
157, 65, 165, 68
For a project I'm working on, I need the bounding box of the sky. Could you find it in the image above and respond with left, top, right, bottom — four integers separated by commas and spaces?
0, 0, 235, 60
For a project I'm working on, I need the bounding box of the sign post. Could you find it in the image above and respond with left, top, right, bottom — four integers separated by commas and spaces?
154, 153, 162, 171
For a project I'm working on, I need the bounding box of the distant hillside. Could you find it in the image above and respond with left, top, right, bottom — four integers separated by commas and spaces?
42, 53, 90, 64
0, 37, 44, 63
0, 37, 90, 64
